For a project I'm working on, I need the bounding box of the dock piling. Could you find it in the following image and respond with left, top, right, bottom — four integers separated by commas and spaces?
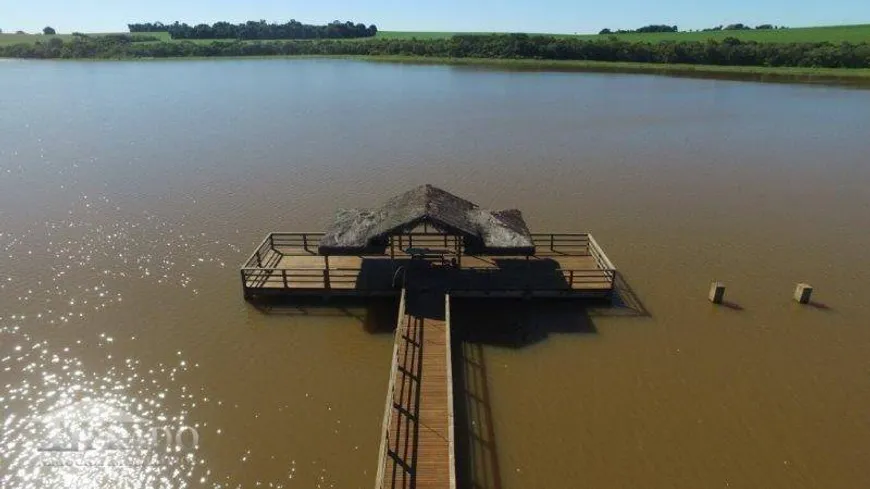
709, 282, 726, 304
794, 283, 813, 304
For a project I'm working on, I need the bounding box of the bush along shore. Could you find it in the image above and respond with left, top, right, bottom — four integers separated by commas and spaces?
3, 33, 869, 83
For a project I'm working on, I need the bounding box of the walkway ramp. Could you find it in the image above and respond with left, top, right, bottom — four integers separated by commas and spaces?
375, 289, 456, 489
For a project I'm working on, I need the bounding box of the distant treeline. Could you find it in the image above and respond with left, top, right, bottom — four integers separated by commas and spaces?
127, 20, 378, 40
600, 25, 678, 35
600, 23, 786, 35
2, 34, 869, 69
701, 23, 785, 31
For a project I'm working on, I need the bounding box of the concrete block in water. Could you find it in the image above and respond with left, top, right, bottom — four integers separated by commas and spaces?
794, 283, 813, 304
709, 282, 726, 304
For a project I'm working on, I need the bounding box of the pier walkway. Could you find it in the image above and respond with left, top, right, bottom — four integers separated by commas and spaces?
375, 289, 456, 489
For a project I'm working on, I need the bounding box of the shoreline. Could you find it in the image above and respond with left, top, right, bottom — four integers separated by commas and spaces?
355, 56, 870, 87
4, 54, 870, 87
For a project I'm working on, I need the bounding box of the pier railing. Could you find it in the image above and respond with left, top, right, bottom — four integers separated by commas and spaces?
445, 293, 457, 489
240, 267, 362, 290
588, 234, 617, 272
530, 233, 591, 254
454, 267, 616, 290
374, 288, 407, 489
269, 232, 325, 253
257, 232, 601, 256
242, 234, 284, 268
241, 232, 617, 294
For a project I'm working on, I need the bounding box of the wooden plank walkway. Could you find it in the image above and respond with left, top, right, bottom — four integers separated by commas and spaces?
377, 291, 455, 489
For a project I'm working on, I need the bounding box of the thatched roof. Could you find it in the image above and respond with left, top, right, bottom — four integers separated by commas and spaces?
318, 185, 535, 255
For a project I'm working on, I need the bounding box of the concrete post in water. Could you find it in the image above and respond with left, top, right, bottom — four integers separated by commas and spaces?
709, 282, 726, 304
794, 283, 813, 304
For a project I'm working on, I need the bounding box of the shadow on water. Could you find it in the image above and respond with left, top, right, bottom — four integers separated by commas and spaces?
720, 300, 745, 311
452, 339, 503, 489
248, 296, 399, 334
454, 299, 598, 348
606, 272, 652, 318
806, 301, 834, 312
450, 299, 601, 489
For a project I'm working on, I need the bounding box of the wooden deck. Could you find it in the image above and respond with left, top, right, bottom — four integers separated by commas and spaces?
241, 233, 617, 299
376, 291, 455, 489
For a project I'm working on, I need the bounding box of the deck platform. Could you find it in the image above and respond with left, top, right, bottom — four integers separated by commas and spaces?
241, 233, 617, 300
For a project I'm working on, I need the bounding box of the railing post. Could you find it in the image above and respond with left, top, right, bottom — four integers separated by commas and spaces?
302, 234, 308, 252
240, 269, 249, 299
550, 234, 555, 251
256, 250, 262, 268
282, 269, 288, 288
269, 233, 274, 250
323, 269, 331, 290
569, 270, 574, 287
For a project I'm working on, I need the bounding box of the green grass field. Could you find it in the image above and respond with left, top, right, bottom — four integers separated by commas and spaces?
3, 24, 869, 46
375, 24, 870, 44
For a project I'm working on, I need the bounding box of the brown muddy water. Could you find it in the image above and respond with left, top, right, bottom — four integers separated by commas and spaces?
0, 58, 869, 489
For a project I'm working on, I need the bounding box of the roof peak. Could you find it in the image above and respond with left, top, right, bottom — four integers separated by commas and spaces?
318, 185, 534, 255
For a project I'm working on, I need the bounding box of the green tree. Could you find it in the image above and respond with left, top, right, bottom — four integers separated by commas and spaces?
43, 26, 56, 35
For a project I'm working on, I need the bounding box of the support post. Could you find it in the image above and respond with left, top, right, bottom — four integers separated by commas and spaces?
550, 234, 555, 251
794, 283, 813, 304
282, 269, 288, 288
302, 234, 308, 252
240, 269, 250, 300
323, 269, 331, 290
709, 282, 726, 304
255, 250, 262, 268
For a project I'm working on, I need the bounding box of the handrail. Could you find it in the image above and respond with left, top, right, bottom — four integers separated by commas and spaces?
242, 266, 615, 290
445, 294, 456, 489
588, 234, 617, 270
374, 288, 407, 489
240, 266, 364, 272
241, 233, 274, 268
242, 231, 619, 292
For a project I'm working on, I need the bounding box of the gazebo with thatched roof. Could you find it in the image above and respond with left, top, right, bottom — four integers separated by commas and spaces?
317, 185, 535, 258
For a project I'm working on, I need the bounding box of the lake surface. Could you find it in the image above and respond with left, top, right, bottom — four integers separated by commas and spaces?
1, 58, 869, 489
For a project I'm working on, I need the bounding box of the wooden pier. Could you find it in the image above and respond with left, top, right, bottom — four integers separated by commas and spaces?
240, 186, 621, 488
375, 290, 456, 489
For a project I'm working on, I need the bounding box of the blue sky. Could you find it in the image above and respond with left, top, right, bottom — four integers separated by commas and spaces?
3, 0, 868, 34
